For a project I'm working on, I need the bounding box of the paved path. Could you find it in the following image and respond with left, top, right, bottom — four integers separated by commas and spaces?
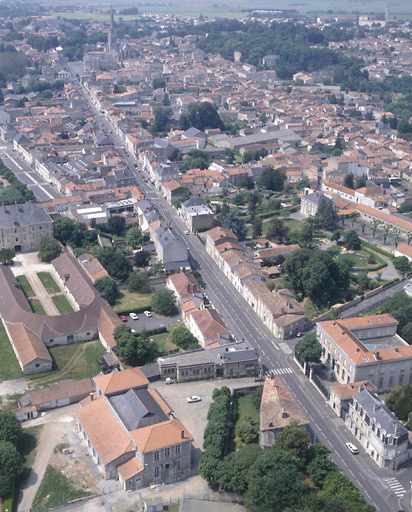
0, 377, 27, 395
25, 272, 60, 315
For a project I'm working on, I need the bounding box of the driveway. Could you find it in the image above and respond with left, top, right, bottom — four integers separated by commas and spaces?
0, 377, 27, 395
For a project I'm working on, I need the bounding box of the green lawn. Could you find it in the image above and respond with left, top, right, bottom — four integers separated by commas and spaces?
52, 295, 75, 315
327, 245, 386, 271
26, 340, 106, 387
29, 299, 47, 315
248, 216, 303, 238
16, 275, 35, 297
146, 322, 183, 353
32, 465, 91, 511
0, 321, 24, 382
37, 272, 60, 294
114, 289, 153, 313
232, 390, 261, 450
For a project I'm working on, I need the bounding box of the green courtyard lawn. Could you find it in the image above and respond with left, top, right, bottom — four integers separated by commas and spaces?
32, 464, 91, 511
29, 299, 47, 315
247, 215, 303, 239
230, 388, 262, 451
145, 322, 183, 354
327, 245, 386, 271
114, 289, 153, 313
0, 321, 23, 381
52, 295, 75, 315
26, 339, 106, 387
37, 272, 60, 293
16, 275, 35, 297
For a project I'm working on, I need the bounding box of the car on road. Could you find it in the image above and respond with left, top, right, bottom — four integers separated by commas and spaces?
187, 395, 201, 403
296, 332, 304, 337
345, 442, 359, 454
184, 230, 190, 235
119, 315, 127, 322
129, 313, 138, 320
144, 311, 152, 317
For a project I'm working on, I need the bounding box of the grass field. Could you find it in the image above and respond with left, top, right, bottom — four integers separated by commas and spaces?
232, 390, 261, 450
26, 340, 106, 387
37, 272, 60, 294
114, 289, 153, 313
0, 321, 23, 382
52, 295, 75, 315
16, 275, 35, 297
32, 465, 91, 511
29, 299, 47, 315
146, 322, 182, 353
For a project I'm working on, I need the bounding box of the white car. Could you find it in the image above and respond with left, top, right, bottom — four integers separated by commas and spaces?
346, 442, 359, 454
184, 230, 190, 235
186, 395, 201, 403
144, 311, 152, 317
129, 313, 138, 320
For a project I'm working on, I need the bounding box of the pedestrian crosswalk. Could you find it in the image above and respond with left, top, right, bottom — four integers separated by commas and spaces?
264, 367, 293, 377
278, 342, 293, 355
384, 477, 406, 497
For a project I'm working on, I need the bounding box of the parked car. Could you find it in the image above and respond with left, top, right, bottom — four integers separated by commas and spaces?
346, 442, 359, 454
184, 230, 190, 235
119, 315, 127, 322
296, 332, 304, 337
165, 377, 175, 385
187, 395, 201, 403
129, 313, 138, 320
144, 311, 152, 317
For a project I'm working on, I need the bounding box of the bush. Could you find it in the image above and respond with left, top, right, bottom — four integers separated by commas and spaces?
94, 276, 117, 305
171, 325, 200, 350
235, 415, 258, 444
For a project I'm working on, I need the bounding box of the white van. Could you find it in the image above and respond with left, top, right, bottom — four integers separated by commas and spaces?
346, 442, 359, 454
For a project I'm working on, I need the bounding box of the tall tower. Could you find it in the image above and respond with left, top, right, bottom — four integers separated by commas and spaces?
108, 6, 117, 56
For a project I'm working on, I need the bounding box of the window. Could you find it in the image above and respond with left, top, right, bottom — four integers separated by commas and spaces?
86, 332, 90, 336
175, 460, 181, 471
153, 451, 160, 461
399, 374, 404, 385
378, 377, 383, 388
164, 447, 170, 458
388, 376, 394, 387
175, 444, 181, 455
154, 466, 160, 478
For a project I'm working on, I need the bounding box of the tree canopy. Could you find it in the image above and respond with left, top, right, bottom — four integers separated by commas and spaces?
297, 332, 323, 363
221, 208, 247, 241
171, 325, 200, 350
179, 101, 224, 131
151, 289, 177, 316
257, 167, 286, 191
94, 276, 118, 305
38, 236, 62, 263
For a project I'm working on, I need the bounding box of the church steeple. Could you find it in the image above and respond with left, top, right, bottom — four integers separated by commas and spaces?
108, 6, 117, 56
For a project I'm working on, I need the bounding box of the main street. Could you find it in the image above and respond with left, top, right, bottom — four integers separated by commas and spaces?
67, 63, 408, 512
0, 143, 62, 202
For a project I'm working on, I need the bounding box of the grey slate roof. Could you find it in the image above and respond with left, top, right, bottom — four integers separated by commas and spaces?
302, 192, 326, 205
0, 203, 52, 228
353, 388, 407, 438
109, 388, 168, 431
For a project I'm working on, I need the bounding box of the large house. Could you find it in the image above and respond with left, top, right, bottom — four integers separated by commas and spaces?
76, 367, 193, 490
317, 314, 412, 392
345, 387, 412, 469
0, 203, 53, 252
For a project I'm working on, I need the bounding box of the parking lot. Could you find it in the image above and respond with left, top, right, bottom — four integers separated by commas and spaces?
150, 376, 260, 465
121, 311, 182, 332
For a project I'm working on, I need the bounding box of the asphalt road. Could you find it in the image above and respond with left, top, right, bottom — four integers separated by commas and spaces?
66, 63, 409, 512
0, 143, 62, 202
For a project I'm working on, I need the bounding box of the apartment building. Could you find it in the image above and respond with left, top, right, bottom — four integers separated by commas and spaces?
317, 314, 412, 392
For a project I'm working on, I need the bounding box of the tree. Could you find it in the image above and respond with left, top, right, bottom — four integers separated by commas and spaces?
246, 449, 307, 512
357, 272, 370, 294
0, 411, 23, 447
306, 444, 337, 487
267, 218, 289, 243
247, 192, 259, 215
134, 250, 150, 267
322, 472, 374, 512
235, 415, 258, 444
0, 247, 15, 264
151, 289, 176, 316
283, 248, 312, 296
252, 217, 263, 239
38, 236, 62, 262
128, 272, 151, 294
171, 325, 200, 350
296, 177, 311, 190
106, 216, 125, 236
221, 208, 247, 241
96, 247, 132, 281
53, 217, 77, 245
272, 420, 311, 467
401, 321, 412, 344
152, 107, 173, 134
179, 101, 224, 131
355, 177, 366, 189
0, 441, 23, 499
385, 384, 412, 421
343, 230, 361, 250
126, 225, 143, 249
297, 332, 322, 363
114, 328, 159, 367
317, 196, 339, 232
343, 173, 355, 189
152, 77, 166, 89
257, 167, 286, 191
394, 256, 410, 276
332, 229, 341, 242
94, 276, 117, 305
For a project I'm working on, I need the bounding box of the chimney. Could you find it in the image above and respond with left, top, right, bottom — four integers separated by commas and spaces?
90, 392, 94, 401
394, 423, 401, 437
373, 403, 380, 412
281, 409, 288, 418
181, 430, 185, 439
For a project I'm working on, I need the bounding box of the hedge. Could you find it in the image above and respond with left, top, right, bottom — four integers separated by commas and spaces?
361, 240, 394, 260
114, 305, 153, 315
136, 326, 167, 337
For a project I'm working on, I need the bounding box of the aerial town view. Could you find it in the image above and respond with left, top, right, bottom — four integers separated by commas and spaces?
2, 1, 412, 511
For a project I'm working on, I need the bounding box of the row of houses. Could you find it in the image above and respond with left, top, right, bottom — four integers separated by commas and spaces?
206, 226, 306, 339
